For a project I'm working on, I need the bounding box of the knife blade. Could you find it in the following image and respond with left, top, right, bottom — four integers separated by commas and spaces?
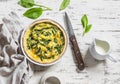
65, 12, 85, 70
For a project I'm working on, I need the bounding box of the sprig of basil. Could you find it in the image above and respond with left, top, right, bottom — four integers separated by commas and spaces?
18, 0, 35, 8
59, 0, 70, 11
81, 14, 92, 36
18, 0, 52, 19
23, 8, 43, 19
81, 14, 88, 28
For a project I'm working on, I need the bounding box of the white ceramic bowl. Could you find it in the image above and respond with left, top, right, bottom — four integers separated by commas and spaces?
21, 19, 67, 66
40, 73, 61, 84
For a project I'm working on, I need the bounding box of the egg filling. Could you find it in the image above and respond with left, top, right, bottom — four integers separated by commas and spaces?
23, 22, 65, 63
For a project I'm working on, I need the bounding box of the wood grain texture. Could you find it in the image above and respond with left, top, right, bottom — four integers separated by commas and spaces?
0, 0, 120, 84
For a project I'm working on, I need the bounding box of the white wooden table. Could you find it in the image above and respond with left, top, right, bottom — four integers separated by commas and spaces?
0, 0, 120, 84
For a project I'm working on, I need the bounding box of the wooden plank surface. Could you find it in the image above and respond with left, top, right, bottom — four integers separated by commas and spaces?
0, 0, 120, 84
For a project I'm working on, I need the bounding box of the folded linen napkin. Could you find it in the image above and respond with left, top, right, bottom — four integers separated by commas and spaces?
0, 12, 33, 84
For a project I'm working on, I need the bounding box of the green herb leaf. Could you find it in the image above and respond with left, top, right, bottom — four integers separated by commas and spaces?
59, 0, 70, 11
81, 14, 92, 36
81, 14, 88, 28
83, 24, 92, 36
85, 24, 92, 33
18, 0, 35, 8
23, 8, 43, 19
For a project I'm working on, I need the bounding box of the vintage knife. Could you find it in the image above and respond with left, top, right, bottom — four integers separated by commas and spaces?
65, 12, 85, 70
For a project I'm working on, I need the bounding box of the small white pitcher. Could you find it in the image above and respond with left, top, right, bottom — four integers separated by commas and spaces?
89, 38, 116, 62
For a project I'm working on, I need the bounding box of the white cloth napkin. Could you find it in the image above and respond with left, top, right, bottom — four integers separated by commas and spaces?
0, 12, 33, 84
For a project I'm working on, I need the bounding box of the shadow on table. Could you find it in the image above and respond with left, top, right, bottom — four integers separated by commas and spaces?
84, 48, 104, 68
33, 64, 52, 72
32, 62, 61, 72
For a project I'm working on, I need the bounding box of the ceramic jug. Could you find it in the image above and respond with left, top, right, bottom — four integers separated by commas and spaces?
89, 38, 116, 62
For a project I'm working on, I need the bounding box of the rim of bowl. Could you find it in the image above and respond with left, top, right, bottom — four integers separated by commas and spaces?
21, 19, 68, 66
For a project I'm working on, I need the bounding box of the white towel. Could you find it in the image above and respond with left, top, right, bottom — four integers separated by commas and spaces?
0, 12, 33, 84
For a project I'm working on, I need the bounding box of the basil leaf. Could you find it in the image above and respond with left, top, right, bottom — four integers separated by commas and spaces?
18, 0, 35, 8
23, 8, 43, 19
81, 14, 88, 28
59, 0, 70, 10
85, 24, 92, 33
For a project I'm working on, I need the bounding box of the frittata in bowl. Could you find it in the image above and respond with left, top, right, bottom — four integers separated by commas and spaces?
21, 19, 67, 66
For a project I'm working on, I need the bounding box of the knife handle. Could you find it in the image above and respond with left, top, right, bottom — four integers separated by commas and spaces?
70, 36, 85, 70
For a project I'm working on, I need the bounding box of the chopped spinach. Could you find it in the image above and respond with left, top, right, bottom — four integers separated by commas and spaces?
26, 22, 65, 61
